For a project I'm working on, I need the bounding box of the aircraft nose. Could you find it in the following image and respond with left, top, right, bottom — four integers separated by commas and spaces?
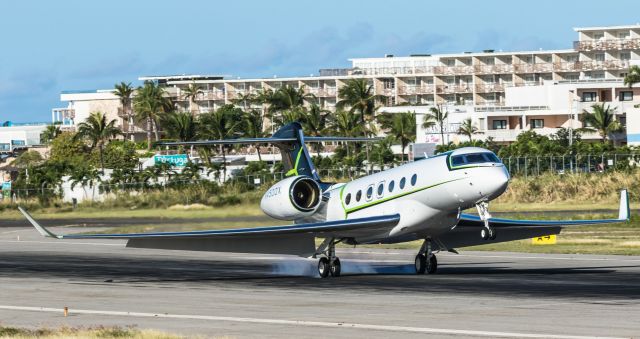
472, 165, 509, 201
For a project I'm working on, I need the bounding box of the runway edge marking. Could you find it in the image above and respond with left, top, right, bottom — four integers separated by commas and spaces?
0, 305, 625, 339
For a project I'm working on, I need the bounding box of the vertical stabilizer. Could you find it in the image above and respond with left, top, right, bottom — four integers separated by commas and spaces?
272, 122, 320, 181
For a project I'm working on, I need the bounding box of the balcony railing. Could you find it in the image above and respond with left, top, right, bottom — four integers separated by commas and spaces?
397, 85, 434, 95
475, 83, 505, 93
201, 90, 225, 100
574, 38, 640, 51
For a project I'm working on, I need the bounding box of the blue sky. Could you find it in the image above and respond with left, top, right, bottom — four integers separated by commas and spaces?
1, 0, 639, 122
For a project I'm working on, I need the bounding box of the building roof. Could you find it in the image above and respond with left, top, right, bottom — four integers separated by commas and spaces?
573, 24, 640, 32
138, 75, 225, 81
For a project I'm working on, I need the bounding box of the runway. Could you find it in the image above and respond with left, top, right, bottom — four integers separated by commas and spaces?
1, 225, 639, 338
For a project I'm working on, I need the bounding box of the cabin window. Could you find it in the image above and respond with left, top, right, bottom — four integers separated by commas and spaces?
345, 193, 351, 205
366, 186, 374, 200
411, 174, 417, 186
377, 182, 384, 197
400, 177, 406, 189
356, 190, 362, 202
388, 180, 395, 192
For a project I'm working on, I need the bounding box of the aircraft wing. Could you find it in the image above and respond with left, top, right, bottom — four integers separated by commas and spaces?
434, 189, 629, 250
18, 207, 399, 256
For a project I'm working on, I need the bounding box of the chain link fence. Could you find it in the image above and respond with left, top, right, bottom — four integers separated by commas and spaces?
502, 154, 640, 177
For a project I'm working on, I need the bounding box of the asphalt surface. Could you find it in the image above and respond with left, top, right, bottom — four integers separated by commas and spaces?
1, 225, 639, 338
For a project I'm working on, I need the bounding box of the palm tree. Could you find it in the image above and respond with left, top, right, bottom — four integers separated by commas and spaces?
579, 103, 624, 143
133, 81, 171, 150
232, 92, 255, 111
40, 124, 62, 144
243, 109, 266, 161
74, 111, 121, 172
198, 105, 244, 180
182, 82, 203, 115
271, 84, 316, 113
162, 112, 197, 142
301, 104, 332, 156
379, 112, 416, 161
114, 82, 134, 141
336, 78, 386, 128
623, 65, 640, 88
458, 118, 480, 142
423, 105, 449, 145
331, 110, 362, 158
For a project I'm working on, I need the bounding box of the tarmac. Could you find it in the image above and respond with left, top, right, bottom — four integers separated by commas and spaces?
1, 223, 639, 338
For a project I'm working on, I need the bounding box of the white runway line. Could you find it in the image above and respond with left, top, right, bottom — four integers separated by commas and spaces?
0, 240, 123, 247
0, 305, 625, 339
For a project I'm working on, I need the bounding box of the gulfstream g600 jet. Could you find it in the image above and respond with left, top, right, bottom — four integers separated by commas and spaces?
20, 122, 630, 278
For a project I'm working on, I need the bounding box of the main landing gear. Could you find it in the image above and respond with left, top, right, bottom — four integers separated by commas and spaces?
415, 239, 437, 275
476, 201, 496, 241
316, 238, 342, 278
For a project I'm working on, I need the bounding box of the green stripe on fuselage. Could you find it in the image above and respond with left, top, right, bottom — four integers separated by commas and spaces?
344, 177, 465, 215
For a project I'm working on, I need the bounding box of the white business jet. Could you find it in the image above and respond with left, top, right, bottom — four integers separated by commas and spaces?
19, 122, 630, 278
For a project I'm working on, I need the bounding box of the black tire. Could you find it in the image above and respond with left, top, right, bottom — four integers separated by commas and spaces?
489, 230, 497, 240
426, 254, 438, 274
329, 258, 341, 277
481, 228, 489, 240
318, 257, 330, 278
415, 254, 426, 274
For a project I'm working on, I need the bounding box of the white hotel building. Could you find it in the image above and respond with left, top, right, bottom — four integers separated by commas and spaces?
53, 24, 640, 146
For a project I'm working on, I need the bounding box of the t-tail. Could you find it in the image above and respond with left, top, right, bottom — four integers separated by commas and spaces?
158, 122, 378, 184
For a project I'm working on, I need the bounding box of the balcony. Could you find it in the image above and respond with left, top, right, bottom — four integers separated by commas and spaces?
306, 87, 337, 97
201, 90, 225, 100
397, 85, 434, 95
433, 65, 474, 75
473, 64, 514, 74
574, 38, 640, 51
475, 83, 505, 93
484, 127, 603, 142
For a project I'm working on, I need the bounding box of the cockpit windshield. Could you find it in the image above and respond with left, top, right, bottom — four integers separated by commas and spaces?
449, 152, 501, 169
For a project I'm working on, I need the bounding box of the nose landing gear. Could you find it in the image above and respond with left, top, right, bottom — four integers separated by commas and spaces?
476, 201, 496, 240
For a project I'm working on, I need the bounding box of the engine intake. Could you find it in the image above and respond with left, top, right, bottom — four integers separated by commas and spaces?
260, 176, 322, 220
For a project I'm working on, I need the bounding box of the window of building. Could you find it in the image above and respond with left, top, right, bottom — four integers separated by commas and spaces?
595, 53, 605, 62
620, 52, 631, 60
388, 180, 395, 193
523, 56, 534, 64
484, 57, 495, 65
618, 32, 630, 39
492, 120, 507, 129
411, 174, 417, 186
582, 92, 597, 102
377, 183, 384, 197
383, 79, 395, 89
620, 91, 633, 101
531, 119, 544, 129
345, 193, 351, 205
594, 33, 605, 40
400, 177, 406, 189
565, 55, 579, 63
366, 186, 374, 200
356, 190, 362, 202
592, 71, 605, 79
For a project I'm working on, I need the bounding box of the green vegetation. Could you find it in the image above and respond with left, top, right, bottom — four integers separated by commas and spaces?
0, 326, 182, 339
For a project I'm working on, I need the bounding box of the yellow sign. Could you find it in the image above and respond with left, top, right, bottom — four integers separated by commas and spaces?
532, 235, 557, 245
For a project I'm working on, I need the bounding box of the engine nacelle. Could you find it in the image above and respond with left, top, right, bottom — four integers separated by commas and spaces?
260, 176, 322, 220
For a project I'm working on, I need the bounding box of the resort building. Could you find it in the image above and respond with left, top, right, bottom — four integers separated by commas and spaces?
53, 24, 640, 146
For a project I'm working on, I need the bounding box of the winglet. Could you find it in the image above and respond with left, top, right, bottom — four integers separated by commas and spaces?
618, 189, 630, 221
17, 207, 61, 238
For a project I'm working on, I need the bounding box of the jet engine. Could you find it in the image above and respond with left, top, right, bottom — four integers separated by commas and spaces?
260, 175, 322, 220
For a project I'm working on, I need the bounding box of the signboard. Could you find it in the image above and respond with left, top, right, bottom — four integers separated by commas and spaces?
1, 182, 11, 200
154, 154, 188, 167
531, 235, 557, 245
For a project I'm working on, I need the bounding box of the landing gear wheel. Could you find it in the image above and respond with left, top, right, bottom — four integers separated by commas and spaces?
489, 230, 497, 240
415, 254, 426, 274
329, 258, 341, 277
426, 254, 438, 274
318, 257, 330, 278
481, 228, 490, 240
